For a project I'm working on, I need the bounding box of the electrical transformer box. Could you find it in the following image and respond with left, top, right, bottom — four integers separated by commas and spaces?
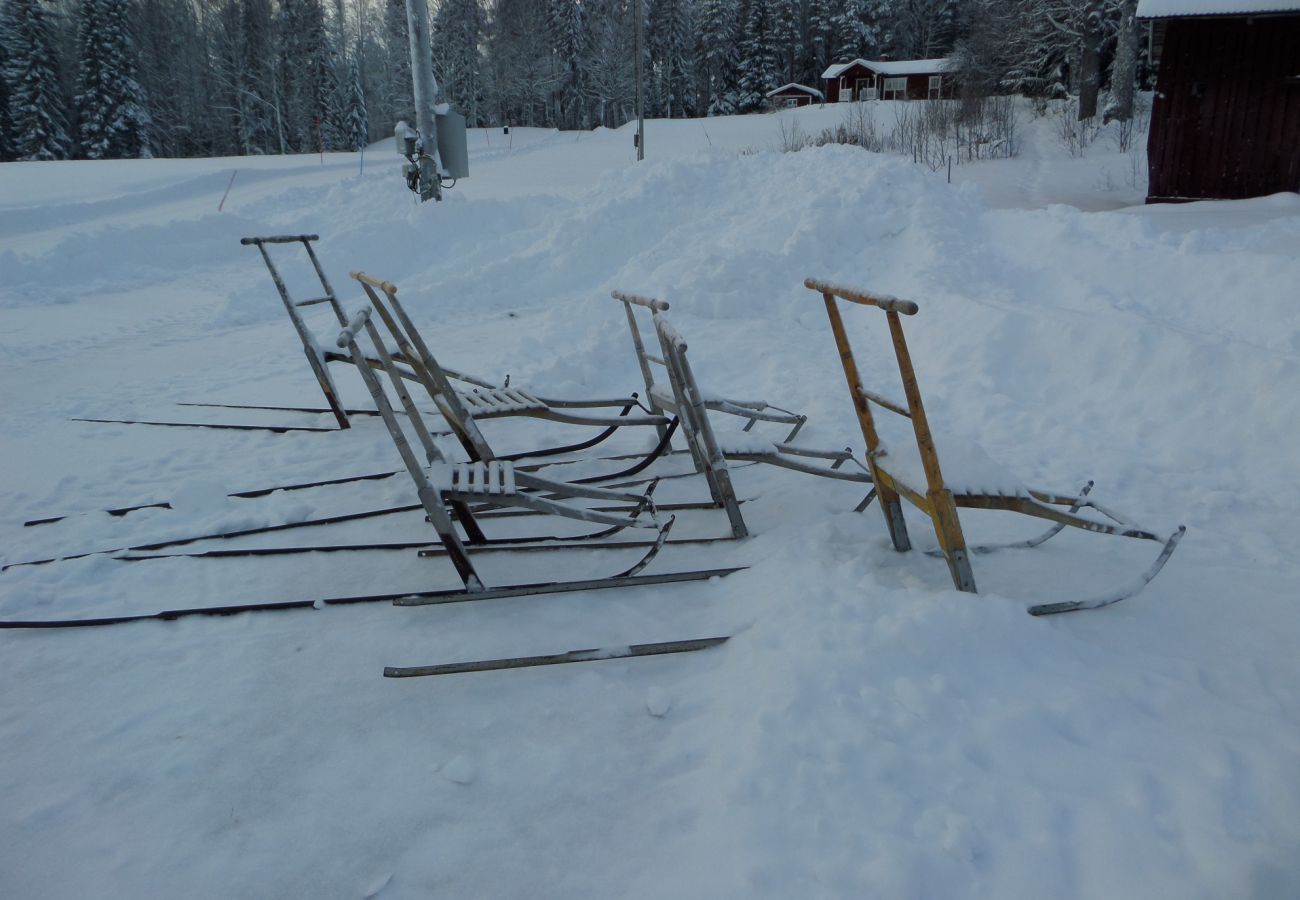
436, 111, 469, 180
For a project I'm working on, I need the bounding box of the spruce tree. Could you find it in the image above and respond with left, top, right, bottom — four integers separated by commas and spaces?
648, 0, 694, 118
74, 0, 108, 157
344, 51, 368, 150
737, 0, 782, 112
0, 35, 14, 160
76, 0, 150, 159
0, 0, 72, 160
696, 0, 739, 115
434, 0, 488, 126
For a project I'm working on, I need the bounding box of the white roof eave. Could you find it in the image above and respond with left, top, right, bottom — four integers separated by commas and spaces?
1137, 0, 1300, 16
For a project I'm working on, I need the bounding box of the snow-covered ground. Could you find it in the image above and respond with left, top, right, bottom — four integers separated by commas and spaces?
2, 102, 1299, 899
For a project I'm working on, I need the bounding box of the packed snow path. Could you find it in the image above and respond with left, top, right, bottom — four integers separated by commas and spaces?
2, 106, 1299, 899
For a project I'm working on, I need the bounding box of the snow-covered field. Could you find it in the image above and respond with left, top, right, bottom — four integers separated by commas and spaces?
3, 103, 1299, 899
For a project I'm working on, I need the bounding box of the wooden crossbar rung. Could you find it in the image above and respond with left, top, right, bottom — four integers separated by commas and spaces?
646, 355, 666, 366
294, 296, 335, 308
857, 386, 911, 418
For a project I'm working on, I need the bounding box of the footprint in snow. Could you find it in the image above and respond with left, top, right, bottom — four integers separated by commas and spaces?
645, 686, 673, 718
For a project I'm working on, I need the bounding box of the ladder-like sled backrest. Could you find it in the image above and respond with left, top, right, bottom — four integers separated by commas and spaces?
241, 234, 352, 429
350, 271, 497, 463
650, 312, 750, 539
612, 291, 806, 442
333, 305, 485, 590
612, 291, 673, 425
804, 277, 977, 592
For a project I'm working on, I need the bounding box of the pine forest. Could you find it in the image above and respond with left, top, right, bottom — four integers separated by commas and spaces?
0, 0, 1145, 161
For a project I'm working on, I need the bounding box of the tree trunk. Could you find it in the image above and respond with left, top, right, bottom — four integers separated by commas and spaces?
1108, 0, 1138, 122
1077, 0, 1103, 120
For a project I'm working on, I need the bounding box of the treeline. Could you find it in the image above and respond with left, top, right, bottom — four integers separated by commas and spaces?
0, 0, 1145, 161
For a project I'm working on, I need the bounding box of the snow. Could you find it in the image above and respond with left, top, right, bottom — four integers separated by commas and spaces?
3, 102, 1300, 899
1137, 0, 1300, 16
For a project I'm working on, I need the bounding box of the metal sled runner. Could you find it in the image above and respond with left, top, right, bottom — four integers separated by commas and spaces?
805, 278, 1185, 615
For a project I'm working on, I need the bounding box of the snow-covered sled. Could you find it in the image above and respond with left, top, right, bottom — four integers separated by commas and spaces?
805, 278, 1185, 615
612, 290, 873, 539
332, 296, 740, 604
240, 235, 663, 464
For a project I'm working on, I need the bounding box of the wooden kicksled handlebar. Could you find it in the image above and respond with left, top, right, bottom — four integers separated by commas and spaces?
611, 290, 670, 312
804, 278, 919, 316
240, 234, 320, 245
351, 270, 399, 296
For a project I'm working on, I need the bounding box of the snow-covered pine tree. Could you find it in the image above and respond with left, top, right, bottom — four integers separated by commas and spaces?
74, 0, 108, 157
279, 0, 335, 152
0, 0, 72, 160
547, 0, 589, 127
433, 0, 488, 126
344, 50, 368, 149
833, 0, 889, 61
321, 0, 352, 150
648, 0, 695, 118
379, 0, 413, 129
583, 0, 634, 127
211, 0, 279, 154
0, 25, 15, 160
696, 0, 739, 115
77, 0, 151, 158
136, 0, 205, 155
806, 0, 842, 77
736, 0, 784, 112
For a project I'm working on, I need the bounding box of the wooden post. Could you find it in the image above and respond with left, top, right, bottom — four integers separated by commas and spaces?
820, 291, 911, 552
618, 298, 668, 441
884, 311, 976, 593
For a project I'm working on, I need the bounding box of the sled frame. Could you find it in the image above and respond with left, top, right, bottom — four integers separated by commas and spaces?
241, 234, 657, 434
337, 304, 691, 596
805, 277, 1183, 606
612, 291, 872, 539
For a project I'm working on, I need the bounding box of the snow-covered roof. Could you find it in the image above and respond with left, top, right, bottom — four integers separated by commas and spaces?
766, 83, 825, 99
1137, 0, 1300, 15
870, 58, 954, 76
821, 60, 866, 79
821, 58, 954, 80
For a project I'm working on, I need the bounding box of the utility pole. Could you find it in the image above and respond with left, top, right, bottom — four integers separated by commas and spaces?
633, 0, 645, 161
405, 0, 442, 200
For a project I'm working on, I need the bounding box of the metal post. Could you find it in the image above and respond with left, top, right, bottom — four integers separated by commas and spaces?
405, 0, 442, 201
633, 0, 645, 161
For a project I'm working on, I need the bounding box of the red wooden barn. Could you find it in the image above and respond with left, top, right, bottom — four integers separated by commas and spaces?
820, 58, 956, 103
766, 83, 825, 108
1139, 0, 1300, 201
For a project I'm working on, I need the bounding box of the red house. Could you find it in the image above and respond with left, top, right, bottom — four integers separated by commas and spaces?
1138, 0, 1300, 202
766, 83, 825, 108
820, 58, 956, 103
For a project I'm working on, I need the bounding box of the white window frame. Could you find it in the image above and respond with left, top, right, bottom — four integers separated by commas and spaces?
882, 77, 908, 100
928, 75, 943, 99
